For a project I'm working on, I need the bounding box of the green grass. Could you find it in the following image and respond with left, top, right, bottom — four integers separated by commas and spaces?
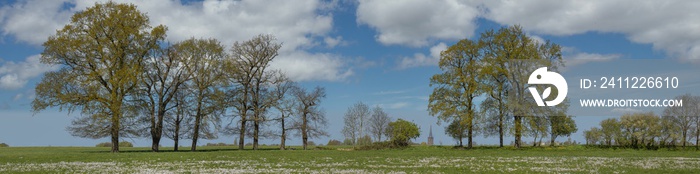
1, 145, 699, 173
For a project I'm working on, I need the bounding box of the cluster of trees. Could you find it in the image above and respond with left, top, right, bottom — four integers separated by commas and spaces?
342, 102, 392, 147
584, 94, 700, 149
429, 26, 577, 148
341, 102, 420, 147
32, 2, 327, 153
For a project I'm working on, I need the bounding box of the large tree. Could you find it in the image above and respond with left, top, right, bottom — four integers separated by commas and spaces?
227, 34, 283, 150
138, 44, 191, 152
32, 2, 166, 153
342, 102, 370, 147
291, 86, 328, 150
479, 25, 563, 148
272, 80, 295, 150
429, 38, 482, 148
178, 38, 227, 151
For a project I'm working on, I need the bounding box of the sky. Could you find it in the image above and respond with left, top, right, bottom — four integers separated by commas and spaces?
1, 0, 700, 147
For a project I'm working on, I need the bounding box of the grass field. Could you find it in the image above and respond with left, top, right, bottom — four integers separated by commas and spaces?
1, 145, 699, 173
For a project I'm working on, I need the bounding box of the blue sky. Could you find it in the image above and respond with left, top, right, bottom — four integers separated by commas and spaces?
1, 0, 700, 147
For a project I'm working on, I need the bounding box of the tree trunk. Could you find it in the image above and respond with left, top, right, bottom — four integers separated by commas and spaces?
302, 113, 308, 150
151, 108, 165, 152
682, 131, 687, 147
111, 117, 120, 153
550, 132, 556, 146
498, 113, 504, 147
253, 116, 259, 150
467, 120, 473, 149
239, 119, 246, 150
191, 101, 202, 151
514, 116, 522, 148
280, 115, 286, 150
174, 119, 180, 151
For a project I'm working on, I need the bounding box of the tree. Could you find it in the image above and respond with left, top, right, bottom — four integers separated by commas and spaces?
387, 119, 420, 147
178, 38, 227, 151
445, 120, 467, 146
227, 34, 283, 150
663, 94, 700, 147
549, 116, 577, 146
584, 127, 602, 145
480, 25, 563, 148
368, 105, 391, 142
429, 38, 482, 149
342, 102, 370, 147
479, 97, 511, 147
137, 43, 191, 152
599, 118, 621, 146
163, 89, 192, 151
619, 112, 661, 148
272, 80, 295, 150
291, 86, 328, 150
527, 116, 549, 146
32, 2, 166, 153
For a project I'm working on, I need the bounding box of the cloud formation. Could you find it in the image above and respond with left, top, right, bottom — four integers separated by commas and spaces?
356, 0, 479, 47
481, 0, 700, 60
0, 0, 352, 81
0, 55, 58, 90
397, 42, 447, 69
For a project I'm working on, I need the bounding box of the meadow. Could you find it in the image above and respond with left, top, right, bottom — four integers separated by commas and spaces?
1, 145, 699, 173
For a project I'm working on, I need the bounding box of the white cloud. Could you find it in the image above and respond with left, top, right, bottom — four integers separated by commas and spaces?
0, 0, 351, 81
564, 52, 621, 68
271, 51, 353, 82
398, 42, 447, 69
356, 0, 479, 47
0, 55, 58, 90
481, 0, 700, 60
0, 0, 74, 45
323, 36, 346, 48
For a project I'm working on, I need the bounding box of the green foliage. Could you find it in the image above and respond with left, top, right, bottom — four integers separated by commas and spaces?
357, 135, 373, 146
342, 138, 354, 146
549, 116, 578, 145
0, 143, 8, 147
445, 120, 467, 143
387, 119, 420, 147
326, 139, 342, 146
33, 1, 166, 153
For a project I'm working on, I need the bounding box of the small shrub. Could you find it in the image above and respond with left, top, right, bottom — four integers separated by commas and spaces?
357, 141, 400, 150
0, 143, 9, 147
119, 141, 133, 147
307, 141, 316, 146
327, 139, 342, 146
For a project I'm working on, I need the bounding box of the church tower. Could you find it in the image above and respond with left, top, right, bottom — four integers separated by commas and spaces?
427, 125, 434, 146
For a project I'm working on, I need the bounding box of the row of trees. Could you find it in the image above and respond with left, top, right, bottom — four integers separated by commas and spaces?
429, 26, 577, 148
32, 2, 327, 153
584, 94, 700, 148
